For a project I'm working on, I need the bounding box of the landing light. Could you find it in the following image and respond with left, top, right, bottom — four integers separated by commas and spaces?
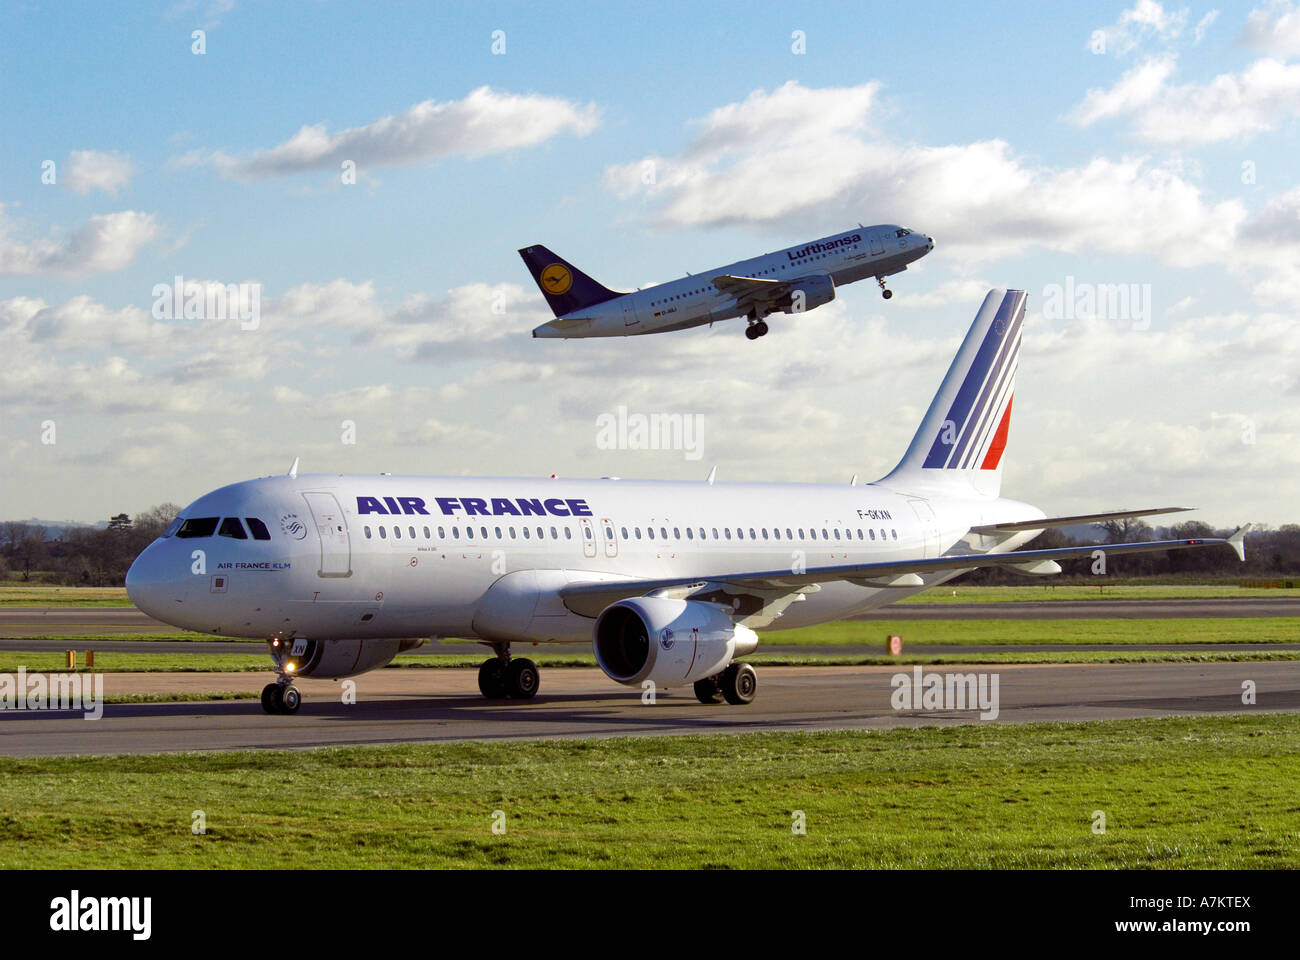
285, 662, 296, 673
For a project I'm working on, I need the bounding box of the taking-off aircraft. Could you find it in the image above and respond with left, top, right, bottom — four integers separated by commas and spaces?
126, 290, 1246, 714
523, 223, 933, 340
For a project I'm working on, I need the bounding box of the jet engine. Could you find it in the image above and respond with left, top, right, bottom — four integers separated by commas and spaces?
269, 636, 425, 679
778, 274, 835, 314
593, 597, 757, 687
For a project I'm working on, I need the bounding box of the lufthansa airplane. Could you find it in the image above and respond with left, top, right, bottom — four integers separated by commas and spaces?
126, 290, 1246, 714
523, 223, 934, 341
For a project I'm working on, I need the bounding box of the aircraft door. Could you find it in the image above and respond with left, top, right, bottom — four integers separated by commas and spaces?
302, 491, 352, 577
601, 518, 618, 558
579, 518, 598, 558
870, 230, 885, 256
907, 499, 940, 558
622, 298, 640, 327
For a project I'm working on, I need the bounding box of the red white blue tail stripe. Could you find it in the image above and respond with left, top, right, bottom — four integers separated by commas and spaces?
921, 290, 1023, 472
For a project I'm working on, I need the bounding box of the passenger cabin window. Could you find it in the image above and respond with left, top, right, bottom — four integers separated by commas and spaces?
176, 517, 218, 538
246, 517, 271, 541
364, 526, 372, 539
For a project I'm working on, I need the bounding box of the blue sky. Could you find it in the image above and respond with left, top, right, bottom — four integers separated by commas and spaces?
1, 0, 1297, 525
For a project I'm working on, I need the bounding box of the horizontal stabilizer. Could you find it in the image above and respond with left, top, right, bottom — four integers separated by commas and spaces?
970, 507, 1193, 535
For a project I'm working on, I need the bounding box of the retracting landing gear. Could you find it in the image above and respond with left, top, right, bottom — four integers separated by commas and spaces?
744, 311, 770, 340
694, 663, 757, 705
877, 276, 893, 299
477, 642, 540, 700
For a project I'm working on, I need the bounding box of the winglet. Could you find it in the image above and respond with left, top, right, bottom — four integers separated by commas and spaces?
850, 474, 858, 486
287, 457, 299, 479
706, 466, 717, 485
1228, 524, 1251, 562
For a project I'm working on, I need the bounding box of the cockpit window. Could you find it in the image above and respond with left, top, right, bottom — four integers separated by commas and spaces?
218, 517, 248, 540
161, 516, 183, 538
246, 517, 271, 541
895, 228, 912, 237
176, 517, 219, 538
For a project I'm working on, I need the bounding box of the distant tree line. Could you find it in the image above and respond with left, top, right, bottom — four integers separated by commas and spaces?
1, 504, 181, 586
959, 523, 1300, 584
1, 509, 1297, 588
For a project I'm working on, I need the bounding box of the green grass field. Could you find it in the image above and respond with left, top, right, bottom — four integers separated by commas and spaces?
901, 584, 1300, 602
1, 714, 1296, 868
775, 617, 1300, 645
0, 586, 134, 606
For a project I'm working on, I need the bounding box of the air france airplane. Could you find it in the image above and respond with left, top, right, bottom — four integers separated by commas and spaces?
523, 223, 934, 341
126, 290, 1246, 714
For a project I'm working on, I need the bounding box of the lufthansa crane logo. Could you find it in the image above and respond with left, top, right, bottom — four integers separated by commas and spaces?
540, 263, 572, 295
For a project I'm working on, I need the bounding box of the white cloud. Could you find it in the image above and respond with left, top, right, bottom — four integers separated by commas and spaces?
1070, 54, 1300, 143
605, 82, 1243, 268
1091, 0, 1189, 55
0, 207, 157, 275
64, 150, 133, 196
212, 87, 600, 180
1240, 1, 1300, 56
1194, 9, 1219, 43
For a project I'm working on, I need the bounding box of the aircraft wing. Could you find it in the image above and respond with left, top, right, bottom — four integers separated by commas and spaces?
710, 274, 787, 312
969, 507, 1193, 535
558, 529, 1249, 623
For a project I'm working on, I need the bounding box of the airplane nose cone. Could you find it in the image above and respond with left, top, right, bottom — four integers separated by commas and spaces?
125, 540, 189, 621
926, 236, 934, 250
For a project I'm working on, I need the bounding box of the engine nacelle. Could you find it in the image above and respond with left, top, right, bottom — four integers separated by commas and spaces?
778, 274, 835, 314
271, 637, 425, 679
593, 597, 758, 688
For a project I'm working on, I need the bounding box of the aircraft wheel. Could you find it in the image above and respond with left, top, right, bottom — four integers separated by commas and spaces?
280, 685, 301, 714
754, 320, 769, 337
694, 676, 723, 704
478, 658, 508, 698
882, 288, 893, 299
260, 683, 282, 714
745, 325, 760, 340
505, 658, 540, 700
721, 663, 757, 705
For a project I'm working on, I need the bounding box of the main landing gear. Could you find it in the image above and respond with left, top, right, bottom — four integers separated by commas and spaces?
744, 311, 770, 340
261, 678, 301, 715
693, 662, 758, 705
877, 276, 893, 299
477, 643, 540, 700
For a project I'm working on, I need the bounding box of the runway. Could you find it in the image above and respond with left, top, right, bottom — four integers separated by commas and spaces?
2, 661, 1296, 757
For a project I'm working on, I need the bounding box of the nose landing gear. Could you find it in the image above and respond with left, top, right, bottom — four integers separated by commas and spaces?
261, 679, 300, 715
877, 276, 893, 299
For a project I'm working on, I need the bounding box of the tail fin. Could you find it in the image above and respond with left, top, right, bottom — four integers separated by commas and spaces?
518, 244, 623, 317
880, 288, 1025, 498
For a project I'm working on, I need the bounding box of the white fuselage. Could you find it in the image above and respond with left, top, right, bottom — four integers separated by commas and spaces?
533, 224, 933, 338
126, 473, 1044, 645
